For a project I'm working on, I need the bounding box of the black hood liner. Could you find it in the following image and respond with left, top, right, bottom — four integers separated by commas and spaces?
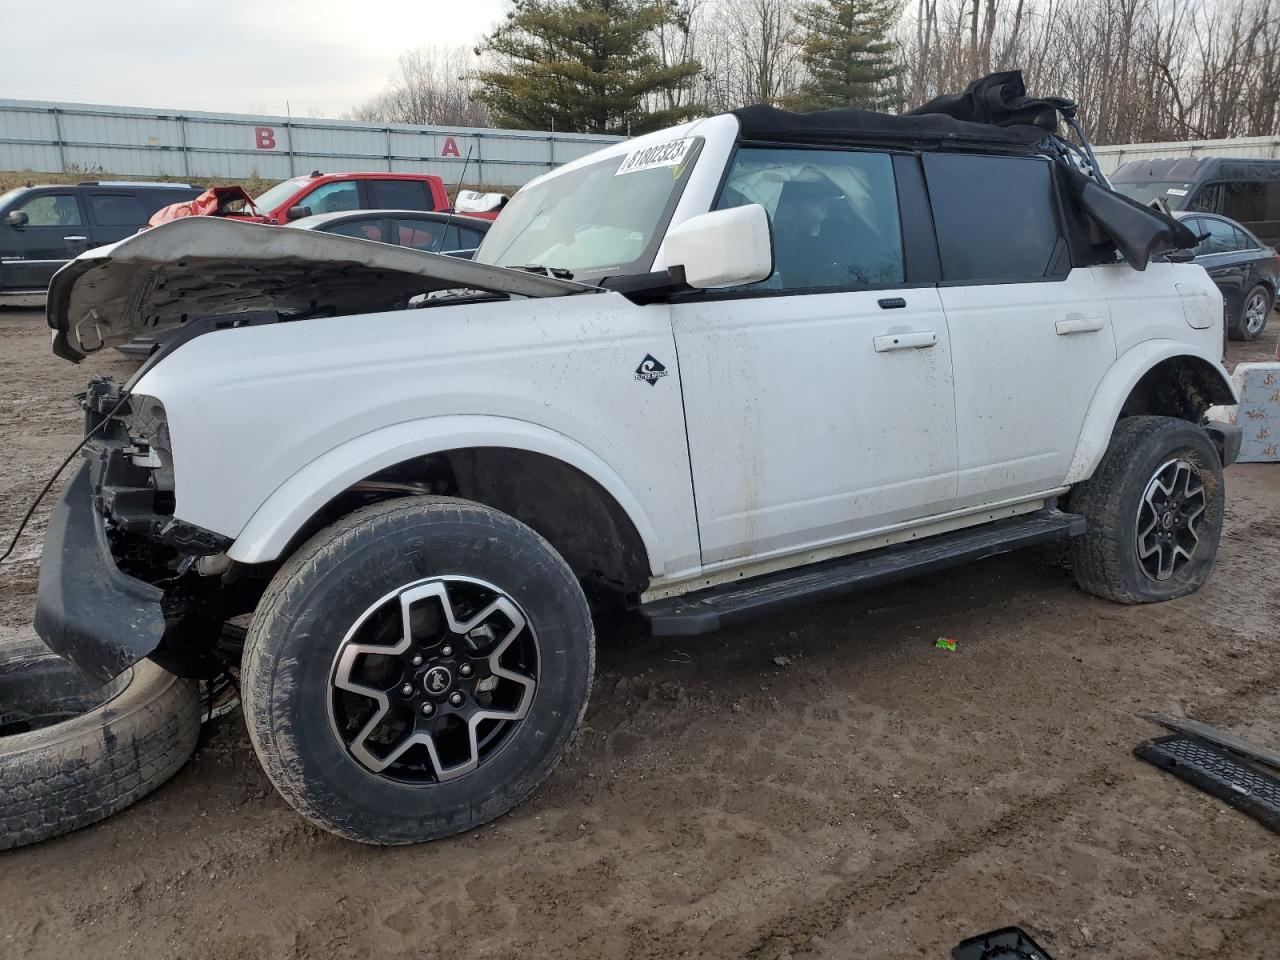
1062, 166, 1199, 270
734, 71, 1056, 151
906, 71, 1073, 133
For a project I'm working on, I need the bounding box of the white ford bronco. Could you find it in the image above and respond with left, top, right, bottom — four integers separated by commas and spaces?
34, 74, 1240, 843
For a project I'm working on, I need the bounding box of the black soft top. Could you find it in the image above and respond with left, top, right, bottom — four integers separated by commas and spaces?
733, 72, 1070, 152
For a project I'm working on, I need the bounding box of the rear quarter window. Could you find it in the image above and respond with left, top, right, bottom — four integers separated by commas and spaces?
923, 154, 1063, 283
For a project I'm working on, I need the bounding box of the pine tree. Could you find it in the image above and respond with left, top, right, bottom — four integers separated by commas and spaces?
475, 0, 702, 135
788, 0, 901, 112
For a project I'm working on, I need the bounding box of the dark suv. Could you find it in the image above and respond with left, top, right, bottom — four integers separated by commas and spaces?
0, 181, 202, 297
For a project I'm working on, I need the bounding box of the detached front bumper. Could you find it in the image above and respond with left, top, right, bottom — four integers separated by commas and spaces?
34, 463, 167, 684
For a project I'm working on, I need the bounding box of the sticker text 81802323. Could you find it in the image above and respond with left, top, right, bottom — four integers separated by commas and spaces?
615, 138, 696, 176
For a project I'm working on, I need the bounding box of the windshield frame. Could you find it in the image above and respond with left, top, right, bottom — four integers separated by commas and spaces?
474, 137, 705, 282
252, 176, 312, 213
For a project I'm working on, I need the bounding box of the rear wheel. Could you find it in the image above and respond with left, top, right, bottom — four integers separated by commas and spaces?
1229, 284, 1272, 341
242, 497, 594, 844
1069, 416, 1225, 604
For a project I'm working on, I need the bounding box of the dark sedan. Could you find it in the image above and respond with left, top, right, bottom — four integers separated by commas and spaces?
116, 210, 490, 358
1174, 211, 1279, 341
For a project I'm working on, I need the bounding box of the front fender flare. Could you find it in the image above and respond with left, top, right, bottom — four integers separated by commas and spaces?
225, 415, 665, 574
1063, 340, 1237, 485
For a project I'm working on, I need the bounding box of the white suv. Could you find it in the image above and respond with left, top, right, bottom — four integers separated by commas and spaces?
35, 83, 1239, 844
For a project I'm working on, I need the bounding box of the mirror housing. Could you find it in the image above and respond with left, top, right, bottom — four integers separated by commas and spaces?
285, 205, 311, 221
5, 210, 28, 228
663, 204, 772, 289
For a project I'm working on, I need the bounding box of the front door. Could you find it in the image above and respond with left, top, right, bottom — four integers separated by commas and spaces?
0, 190, 86, 291
672, 146, 958, 565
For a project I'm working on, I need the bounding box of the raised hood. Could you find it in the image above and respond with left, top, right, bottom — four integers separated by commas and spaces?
47, 217, 593, 362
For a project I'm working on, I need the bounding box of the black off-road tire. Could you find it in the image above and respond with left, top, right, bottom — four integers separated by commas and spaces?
241, 497, 595, 845
1069, 415, 1225, 604
0, 633, 201, 851
1228, 284, 1273, 341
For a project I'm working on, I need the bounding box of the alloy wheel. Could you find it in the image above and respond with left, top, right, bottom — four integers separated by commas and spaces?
1244, 291, 1269, 336
327, 576, 539, 784
1135, 459, 1207, 581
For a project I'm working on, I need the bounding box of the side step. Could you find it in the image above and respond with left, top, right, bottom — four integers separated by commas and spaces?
643, 508, 1086, 636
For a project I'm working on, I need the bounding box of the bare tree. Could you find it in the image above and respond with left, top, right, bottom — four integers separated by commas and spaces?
348, 45, 491, 127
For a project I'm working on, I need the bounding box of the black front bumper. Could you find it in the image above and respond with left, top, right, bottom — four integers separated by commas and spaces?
1206, 421, 1243, 467
33, 463, 167, 684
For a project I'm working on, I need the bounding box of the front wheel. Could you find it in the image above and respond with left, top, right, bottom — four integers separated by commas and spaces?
242, 497, 595, 844
1069, 416, 1225, 604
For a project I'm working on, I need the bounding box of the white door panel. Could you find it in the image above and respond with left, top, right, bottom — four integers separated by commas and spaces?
673, 287, 958, 563
943, 269, 1115, 506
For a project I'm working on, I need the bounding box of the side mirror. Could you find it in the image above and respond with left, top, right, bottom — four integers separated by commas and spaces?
5, 210, 28, 228
285, 205, 311, 221
662, 204, 772, 289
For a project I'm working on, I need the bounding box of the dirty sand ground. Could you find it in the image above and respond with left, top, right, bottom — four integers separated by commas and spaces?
1, 308, 1277, 960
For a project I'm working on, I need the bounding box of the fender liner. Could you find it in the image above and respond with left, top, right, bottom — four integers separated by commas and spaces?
225, 415, 665, 575
1064, 340, 1237, 484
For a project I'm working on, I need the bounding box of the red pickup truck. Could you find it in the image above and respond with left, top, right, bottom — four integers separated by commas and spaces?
150, 172, 452, 227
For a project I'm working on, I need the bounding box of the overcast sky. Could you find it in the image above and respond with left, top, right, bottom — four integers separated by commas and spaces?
0, 0, 507, 117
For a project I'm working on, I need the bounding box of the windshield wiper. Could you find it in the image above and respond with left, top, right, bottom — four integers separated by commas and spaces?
517, 264, 575, 280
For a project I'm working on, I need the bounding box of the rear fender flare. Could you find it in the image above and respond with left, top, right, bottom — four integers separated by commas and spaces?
1064, 340, 1237, 484
225, 415, 664, 574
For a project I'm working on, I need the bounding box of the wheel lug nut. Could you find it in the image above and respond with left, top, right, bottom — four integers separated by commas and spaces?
441, 645, 453, 657
449, 691, 464, 706
401, 683, 414, 696
459, 663, 473, 677
411, 655, 423, 666
421, 702, 434, 717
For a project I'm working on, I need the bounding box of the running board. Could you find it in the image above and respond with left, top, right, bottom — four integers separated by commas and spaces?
643, 509, 1086, 636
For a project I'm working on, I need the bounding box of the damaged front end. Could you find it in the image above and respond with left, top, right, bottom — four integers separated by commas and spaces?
34, 377, 238, 684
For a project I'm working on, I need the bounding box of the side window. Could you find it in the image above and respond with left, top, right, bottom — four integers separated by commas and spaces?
88, 194, 148, 226
369, 180, 430, 210
923, 154, 1061, 282
1199, 217, 1248, 254
323, 218, 385, 243
396, 218, 442, 252
457, 226, 485, 249
16, 192, 82, 226
302, 181, 360, 215
1188, 182, 1223, 214
1222, 181, 1265, 225
715, 147, 903, 291
1181, 217, 1206, 254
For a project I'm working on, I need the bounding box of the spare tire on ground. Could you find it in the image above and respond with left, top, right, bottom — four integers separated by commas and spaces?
0, 631, 200, 851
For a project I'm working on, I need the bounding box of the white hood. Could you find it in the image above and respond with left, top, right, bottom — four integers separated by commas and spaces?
47, 217, 592, 361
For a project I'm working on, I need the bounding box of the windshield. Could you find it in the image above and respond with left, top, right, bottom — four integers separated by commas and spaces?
1112, 180, 1196, 207
252, 177, 312, 212
474, 136, 703, 279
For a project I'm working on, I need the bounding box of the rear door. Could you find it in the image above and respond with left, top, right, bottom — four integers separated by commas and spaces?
0, 189, 86, 290
1193, 216, 1253, 317
367, 179, 433, 211
924, 153, 1116, 508
84, 191, 152, 246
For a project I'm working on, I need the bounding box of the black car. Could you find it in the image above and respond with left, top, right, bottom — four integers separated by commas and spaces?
0, 181, 202, 298
1111, 157, 1280, 249
115, 209, 491, 359
1174, 211, 1280, 341
285, 209, 490, 258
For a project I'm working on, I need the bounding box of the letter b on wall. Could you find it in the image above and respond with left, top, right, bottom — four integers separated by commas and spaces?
255, 126, 277, 150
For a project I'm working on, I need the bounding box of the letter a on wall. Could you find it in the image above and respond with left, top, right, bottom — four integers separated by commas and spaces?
441, 136, 460, 157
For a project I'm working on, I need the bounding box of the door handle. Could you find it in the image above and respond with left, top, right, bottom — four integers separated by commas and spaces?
1055, 315, 1105, 335
873, 330, 937, 352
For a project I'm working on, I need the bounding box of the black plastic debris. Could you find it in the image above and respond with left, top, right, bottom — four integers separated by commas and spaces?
952, 926, 1055, 960
1136, 714, 1280, 833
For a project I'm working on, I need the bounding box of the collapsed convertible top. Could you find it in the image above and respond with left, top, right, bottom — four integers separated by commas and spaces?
735, 71, 1197, 269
